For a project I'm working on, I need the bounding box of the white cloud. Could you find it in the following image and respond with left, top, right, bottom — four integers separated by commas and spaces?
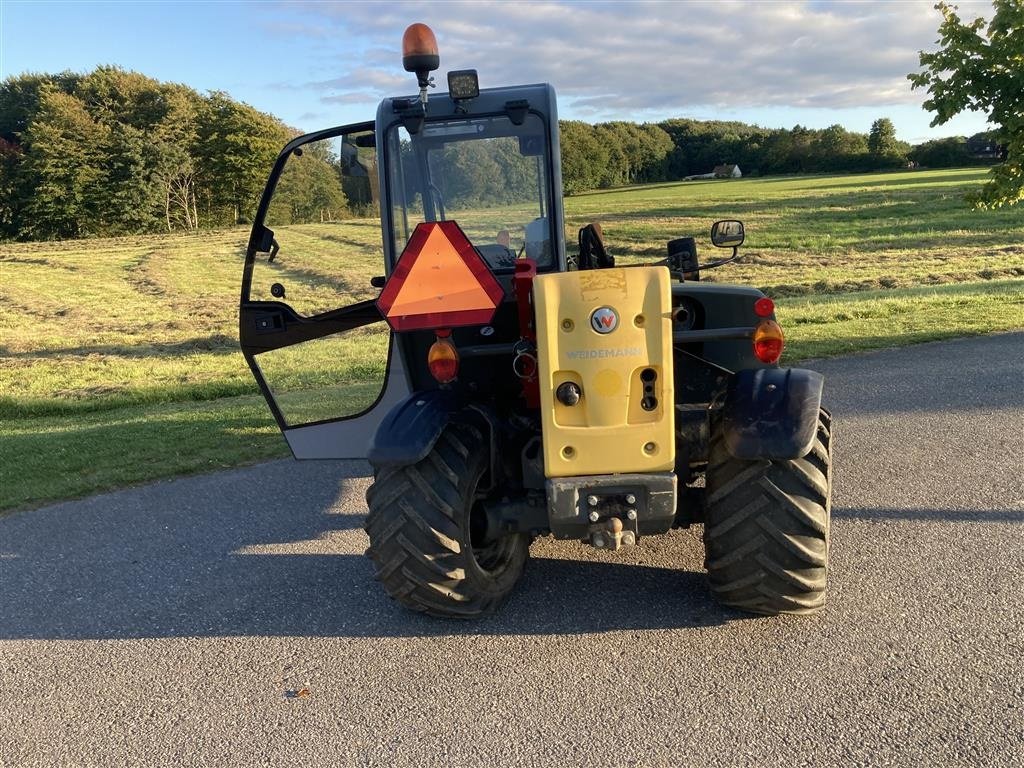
320, 91, 383, 106
275, 0, 994, 117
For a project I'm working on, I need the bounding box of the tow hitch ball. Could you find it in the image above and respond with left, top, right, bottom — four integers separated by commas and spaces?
587, 494, 638, 551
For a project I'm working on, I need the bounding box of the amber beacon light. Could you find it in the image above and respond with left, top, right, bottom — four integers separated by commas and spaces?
402, 23, 439, 77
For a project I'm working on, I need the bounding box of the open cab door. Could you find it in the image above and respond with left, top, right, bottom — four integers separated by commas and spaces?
239, 123, 409, 459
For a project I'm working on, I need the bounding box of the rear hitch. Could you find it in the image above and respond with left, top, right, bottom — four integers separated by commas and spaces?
547, 472, 676, 543
588, 516, 636, 551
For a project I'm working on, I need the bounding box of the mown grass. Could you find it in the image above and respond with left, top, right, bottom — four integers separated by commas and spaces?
1, 396, 284, 510
779, 280, 1024, 358
580, 168, 1024, 293
2, 167, 1022, 510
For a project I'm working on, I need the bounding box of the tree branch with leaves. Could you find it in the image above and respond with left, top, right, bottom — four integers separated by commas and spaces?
909, 0, 1024, 208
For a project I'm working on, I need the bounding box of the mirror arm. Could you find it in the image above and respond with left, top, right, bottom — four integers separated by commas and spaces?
697, 246, 741, 272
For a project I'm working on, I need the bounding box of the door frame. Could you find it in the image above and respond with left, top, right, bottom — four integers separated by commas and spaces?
238, 121, 410, 459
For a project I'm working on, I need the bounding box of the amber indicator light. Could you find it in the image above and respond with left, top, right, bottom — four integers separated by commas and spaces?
427, 335, 459, 383
753, 319, 785, 364
376, 221, 504, 332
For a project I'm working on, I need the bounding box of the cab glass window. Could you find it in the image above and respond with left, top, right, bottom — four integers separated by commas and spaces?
386, 114, 553, 270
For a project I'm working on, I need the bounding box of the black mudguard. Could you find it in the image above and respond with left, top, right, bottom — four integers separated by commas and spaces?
720, 368, 824, 460
367, 389, 462, 467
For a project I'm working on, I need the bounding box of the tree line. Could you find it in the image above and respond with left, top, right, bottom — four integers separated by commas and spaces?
0, 66, 1002, 242
561, 117, 998, 195
0, 67, 297, 241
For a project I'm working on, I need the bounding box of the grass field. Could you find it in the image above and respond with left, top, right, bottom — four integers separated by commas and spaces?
2, 167, 1022, 510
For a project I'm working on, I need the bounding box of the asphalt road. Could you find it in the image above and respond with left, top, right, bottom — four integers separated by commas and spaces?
2, 333, 1023, 768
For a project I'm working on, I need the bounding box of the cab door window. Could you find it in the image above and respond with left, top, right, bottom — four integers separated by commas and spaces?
251, 130, 381, 316
247, 126, 392, 428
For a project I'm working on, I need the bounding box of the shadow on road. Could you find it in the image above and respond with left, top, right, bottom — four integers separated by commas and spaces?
0, 550, 733, 641
5, 452, 1021, 643
834, 507, 1022, 523
4, 331, 1020, 642
0, 465, 740, 641
4, 476, 1018, 642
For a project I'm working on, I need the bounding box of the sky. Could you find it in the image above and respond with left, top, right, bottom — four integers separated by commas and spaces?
0, 0, 994, 143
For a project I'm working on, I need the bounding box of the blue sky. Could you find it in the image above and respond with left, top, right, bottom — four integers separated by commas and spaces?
1, 0, 992, 143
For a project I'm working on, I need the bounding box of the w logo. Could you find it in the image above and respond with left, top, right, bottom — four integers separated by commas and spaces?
590, 306, 618, 334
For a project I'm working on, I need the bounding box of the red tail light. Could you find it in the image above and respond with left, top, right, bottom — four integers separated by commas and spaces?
753, 319, 784, 364
754, 297, 775, 317
427, 335, 459, 383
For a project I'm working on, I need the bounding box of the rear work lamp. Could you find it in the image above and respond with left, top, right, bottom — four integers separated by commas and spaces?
447, 69, 479, 100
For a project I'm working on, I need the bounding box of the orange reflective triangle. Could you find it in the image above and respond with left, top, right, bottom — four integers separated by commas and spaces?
377, 221, 504, 332
387, 226, 496, 314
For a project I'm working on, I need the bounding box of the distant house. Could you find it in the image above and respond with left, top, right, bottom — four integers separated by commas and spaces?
684, 164, 742, 181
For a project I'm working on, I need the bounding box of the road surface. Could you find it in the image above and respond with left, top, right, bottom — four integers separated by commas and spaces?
2, 333, 1022, 767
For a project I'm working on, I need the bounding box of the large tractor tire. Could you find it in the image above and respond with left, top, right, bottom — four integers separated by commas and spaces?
704, 409, 832, 615
364, 423, 529, 618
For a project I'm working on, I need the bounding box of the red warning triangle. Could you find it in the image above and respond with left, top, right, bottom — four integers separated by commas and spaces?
377, 221, 504, 332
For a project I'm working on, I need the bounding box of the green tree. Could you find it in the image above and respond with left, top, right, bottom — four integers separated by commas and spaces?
0, 67, 303, 239
0, 73, 81, 237
153, 84, 203, 231
195, 92, 291, 225
910, 136, 972, 168
868, 118, 896, 156
593, 123, 632, 187
0, 71, 80, 142
20, 87, 108, 239
269, 145, 348, 225
868, 117, 908, 168
76, 66, 167, 130
0, 138, 23, 238
909, 0, 1024, 207
93, 121, 164, 235
559, 120, 608, 194
633, 124, 674, 183
75, 67, 180, 233
812, 124, 869, 171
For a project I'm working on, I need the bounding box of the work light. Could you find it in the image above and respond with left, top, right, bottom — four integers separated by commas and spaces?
447, 69, 479, 100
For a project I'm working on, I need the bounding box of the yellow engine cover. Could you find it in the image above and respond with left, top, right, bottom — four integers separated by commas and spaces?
534, 267, 675, 477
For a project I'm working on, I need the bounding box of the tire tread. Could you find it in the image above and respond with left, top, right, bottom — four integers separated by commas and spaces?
364, 424, 527, 618
704, 408, 832, 616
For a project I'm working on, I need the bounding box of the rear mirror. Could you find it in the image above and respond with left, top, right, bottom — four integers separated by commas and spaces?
711, 220, 744, 248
